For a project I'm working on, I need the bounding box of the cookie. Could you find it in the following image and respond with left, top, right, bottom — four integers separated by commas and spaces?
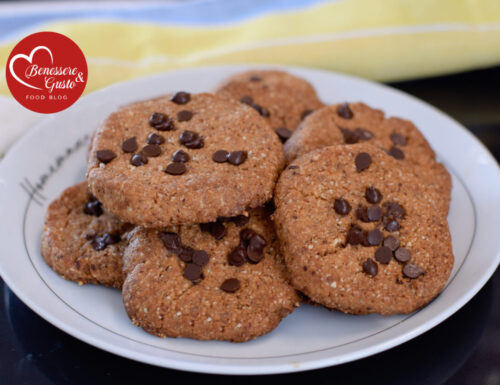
216, 70, 324, 140
87, 93, 284, 228
122, 208, 300, 342
41, 182, 131, 288
284, 102, 451, 211
274, 144, 454, 315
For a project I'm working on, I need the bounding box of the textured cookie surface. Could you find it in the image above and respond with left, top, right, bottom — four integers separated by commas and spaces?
122, 208, 300, 342
41, 182, 131, 288
274, 144, 454, 315
216, 70, 324, 136
87, 93, 284, 227
284, 102, 451, 211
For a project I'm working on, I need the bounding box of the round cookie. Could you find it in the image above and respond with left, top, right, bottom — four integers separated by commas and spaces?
274, 143, 454, 315
285, 102, 434, 164
41, 182, 132, 288
216, 70, 324, 139
122, 208, 300, 342
284, 102, 451, 211
87, 93, 284, 228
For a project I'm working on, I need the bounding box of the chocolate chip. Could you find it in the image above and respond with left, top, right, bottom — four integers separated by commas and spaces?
146, 133, 165, 145
366, 206, 382, 221
192, 250, 209, 266
337, 103, 353, 119
356, 207, 370, 222
394, 247, 411, 263
246, 101, 269, 117
403, 263, 424, 279
177, 110, 193, 122
355, 152, 371, 172
375, 246, 392, 264
258, 106, 270, 118
212, 150, 229, 163
227, 151, 247, 165
164, 162, 186, 175
365, 187, 382, 203
346, 226, 363, 245
383, 202, 405, 219
341, 127, 373, 144
179, 130, 204, 149
96, 150, 116, 164
171, 150, 189, 163
103, 233, 120, 244
171, 91, 191, 105
288, 165, 299, 170
220, 278, 240, 293
91, 242, 106, 251
246, 247, 265, 263
383, 236, 400, 251
366, 229, 382, 246
384, 219, 400, 232
187, 136, 204, 149
363, 258, 378, 276
354, 127, 374, 140
179, 247, 194, 262
247, 234, 267, 263
179, 130, 196, 143
390, 133, 407, 146
157, 119, 175, 131
149, 112, 166, 127
141, 144, 162, 157
91, 232, 120, 251
83, 197, 102, 217
388, 146, 405, 160
240, 228, 257, 244
341, 128, 360, 144
334, 198, 351, 215
200, 221, 226, 240
301, 109, 313, 120
228, 246, 247, 266
232, 215, 249, 227
249, 75, 261, 82
122, 137, 138, 153
130, 153, 148, 166
149, 112, 175, 131
209, 222, 227, 240
240, 95, 253, 105
159, 232, 183, 253
275, 127, 292, 142
91, 239, 106, 251
184, 263, 202, 281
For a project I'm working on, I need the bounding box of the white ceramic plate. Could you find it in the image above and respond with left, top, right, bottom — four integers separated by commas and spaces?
0, 65, 499, 375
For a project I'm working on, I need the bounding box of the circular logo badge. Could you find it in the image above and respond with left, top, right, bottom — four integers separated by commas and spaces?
5, 31, 88, 114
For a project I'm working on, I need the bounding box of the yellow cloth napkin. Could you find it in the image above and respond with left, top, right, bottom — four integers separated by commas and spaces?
1, 0, 500, 97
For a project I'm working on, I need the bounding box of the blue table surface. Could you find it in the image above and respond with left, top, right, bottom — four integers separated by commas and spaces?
1, 66, 499, 385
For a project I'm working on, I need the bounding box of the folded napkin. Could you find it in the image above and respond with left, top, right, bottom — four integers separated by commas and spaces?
1, 0, 500, 155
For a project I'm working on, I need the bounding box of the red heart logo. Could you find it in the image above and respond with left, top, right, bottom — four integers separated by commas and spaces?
9, 46, 53, 90
5, 32, 87, 114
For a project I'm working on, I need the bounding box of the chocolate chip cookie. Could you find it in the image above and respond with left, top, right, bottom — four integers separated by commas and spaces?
87, 93, 284, 228
122, 208, 300, 342
284, 102, 451, 211
274, 144, 454, 315
216, 70, 324, 140
41, 182, 131, 288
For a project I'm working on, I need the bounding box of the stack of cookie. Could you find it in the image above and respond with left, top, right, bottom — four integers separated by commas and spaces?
41, 70, 454, 342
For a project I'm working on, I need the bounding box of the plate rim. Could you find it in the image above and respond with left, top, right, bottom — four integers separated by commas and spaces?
1, 64, 499, 375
